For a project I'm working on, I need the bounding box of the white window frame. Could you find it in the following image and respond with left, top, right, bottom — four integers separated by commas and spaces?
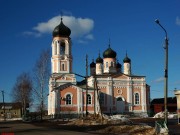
87, 94, 92, 105
134, 92, 140, 105
65, 93, 73, 105
106, 62, 108, 68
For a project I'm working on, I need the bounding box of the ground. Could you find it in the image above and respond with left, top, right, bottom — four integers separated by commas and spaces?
0, 117, 180, 135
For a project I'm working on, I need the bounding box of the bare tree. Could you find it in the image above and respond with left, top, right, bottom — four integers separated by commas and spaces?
33, 49, 50, 120
12, 72, 33, 117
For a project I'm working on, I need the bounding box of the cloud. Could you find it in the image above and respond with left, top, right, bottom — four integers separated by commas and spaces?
152, 77, 164, 83
24, 15, 94, 41
176, 16, 180, 26
85, 34, 94, 40
23, 31, 41, 37
77, 39, 88, 44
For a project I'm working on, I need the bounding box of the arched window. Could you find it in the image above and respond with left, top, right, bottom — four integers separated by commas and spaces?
117, 97, 123, 101
111, 61, 113, 67
106, 62, 108, 68
62, 63, 65, 71
134, 93, 140, 105
113, 62, 115, 67
60, 41, 65, 55
66, 94, 72, 105
87, 94, 92, 104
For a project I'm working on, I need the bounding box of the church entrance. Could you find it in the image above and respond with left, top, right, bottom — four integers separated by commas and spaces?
116, 97, 125, 114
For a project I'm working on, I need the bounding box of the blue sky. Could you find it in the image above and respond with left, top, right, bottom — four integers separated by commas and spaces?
0, 0, 180, 103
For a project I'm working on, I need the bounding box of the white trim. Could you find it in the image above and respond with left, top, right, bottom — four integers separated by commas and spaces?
116, 96, 125, 101
87, 93, 93, 105
134, 92, 140, 105
65, 93, 73, 105
141, 85, 146, 112
57, 41, 60, 55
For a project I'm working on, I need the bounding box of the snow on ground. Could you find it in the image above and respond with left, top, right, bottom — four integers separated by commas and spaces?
153, 112, 178, 119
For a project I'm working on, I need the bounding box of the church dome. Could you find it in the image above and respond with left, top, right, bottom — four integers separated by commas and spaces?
123, 53, 131, 63
103, 45, 117, 58
53, 18, 71, 37
116, 61, 122, 68
90, 59, 96, 68
96, 53, 103, 63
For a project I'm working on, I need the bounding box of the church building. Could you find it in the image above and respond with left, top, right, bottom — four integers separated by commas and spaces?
48, 17, 150, 117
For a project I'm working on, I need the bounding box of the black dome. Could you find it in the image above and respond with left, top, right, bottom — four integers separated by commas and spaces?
103, 45, 116, 58
90, 59, 96, 68
116, 62, 122, 68
96, 53, 103, 63
123, 53, 131, 63
53, 18, 71, 37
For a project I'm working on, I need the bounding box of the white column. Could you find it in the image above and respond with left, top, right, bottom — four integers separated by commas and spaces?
143, 84, 147, 112
52, 42, 55, 55
67, 61, 69, 73
77, 88, 79, 114
57, 60, 60, 73
141, 84, 146, 112
51, 91, 57, 115
57, 42, 60, 55
65, 40, 69, 55
51, 58, 54, 73
107, 77, 112, 113
57, 90, 60, 115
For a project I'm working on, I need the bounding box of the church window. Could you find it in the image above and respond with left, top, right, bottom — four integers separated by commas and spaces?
134, 93, 140, 105
106, 62, 108, 68
60, 41, 65, 55
111, 61, 113, 67
66, 94, 72, 105
87, 94, 92, 104
62, 63, 65, 71
117, 97, 123, 101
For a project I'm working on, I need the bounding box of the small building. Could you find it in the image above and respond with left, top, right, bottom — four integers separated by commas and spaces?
0, 102, 22, 119
150, 97, 177, 114
174, 90, 180, 124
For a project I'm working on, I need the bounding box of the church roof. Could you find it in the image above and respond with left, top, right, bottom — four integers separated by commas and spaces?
52, 17, 71, 37
123, 52, 131, 63
96, 52, 103, 63
103, 44, 117, 58
151, 97, 177, 104
90, 59, 96, 67
0, 102, 22, 109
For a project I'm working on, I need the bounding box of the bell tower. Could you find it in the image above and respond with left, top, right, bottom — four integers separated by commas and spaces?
48, 17, 76, 116
123, 52, 131, 75
51, 17, 72, 74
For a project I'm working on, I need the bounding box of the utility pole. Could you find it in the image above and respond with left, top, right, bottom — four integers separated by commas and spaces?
85, 54, 88, 116
93, 76, 96, 115
155, 19, 169, 125
1, 90, 5, 121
